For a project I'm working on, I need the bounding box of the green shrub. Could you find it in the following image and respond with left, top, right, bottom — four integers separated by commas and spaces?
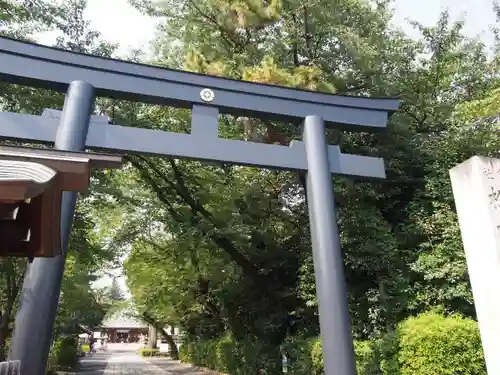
184, 335, 383, 375
354, 340, 383, 375
179, 343, 190, 362
297, 312, 486, 375
214, 335, 234, 372
288, 337, 382, 375
180, 313, 486, 375
4, 338, 10, 357
281, 337, 317, 374
138, 348, 160, 357
282, 336, 382, 375
395, 312, 486, 375
281, 337, 310, 374
310, 338, 323, 374
180, 335, 281, 374
51, 337, 79, 369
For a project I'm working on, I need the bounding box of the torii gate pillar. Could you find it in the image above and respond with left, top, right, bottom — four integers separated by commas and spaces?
8, 81, 96, 373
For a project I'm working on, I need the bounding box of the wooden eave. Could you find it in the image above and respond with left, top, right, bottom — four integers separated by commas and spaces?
0, 146, 122, 193
0, 147, 122, 260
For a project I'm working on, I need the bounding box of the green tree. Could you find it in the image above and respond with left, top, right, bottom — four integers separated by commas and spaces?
53, 206, 117, 338
123, 0, 415, 343
119, 1, 415, 351
0, 0, 120, 358
106, 278, 126, 302
1, 0, 66, 39
90, 0, 500, 372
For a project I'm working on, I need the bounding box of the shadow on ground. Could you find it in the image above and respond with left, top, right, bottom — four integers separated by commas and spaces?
66, 353, 112, 375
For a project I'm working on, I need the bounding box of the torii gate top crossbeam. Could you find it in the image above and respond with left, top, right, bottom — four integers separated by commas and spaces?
0, 36, 398, 131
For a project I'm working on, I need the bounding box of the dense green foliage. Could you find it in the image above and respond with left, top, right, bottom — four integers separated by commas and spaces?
181, 312, 485, 374
179, 334, 282, 375
49, 337, 79, 370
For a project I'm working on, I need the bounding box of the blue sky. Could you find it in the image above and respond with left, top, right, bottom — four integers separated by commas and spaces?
37, 0, 497, 55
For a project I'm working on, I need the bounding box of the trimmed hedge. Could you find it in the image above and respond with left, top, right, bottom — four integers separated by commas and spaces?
282, 336, 381, 375
138, 348, 169, 357
49, 337, 79, 370
139, 348, 159, 357
181, 312, 486, 375
180, 335, 381, 375
179, 334, 281, 374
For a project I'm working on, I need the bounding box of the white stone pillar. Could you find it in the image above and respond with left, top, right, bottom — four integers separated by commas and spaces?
450, 156, 500, 375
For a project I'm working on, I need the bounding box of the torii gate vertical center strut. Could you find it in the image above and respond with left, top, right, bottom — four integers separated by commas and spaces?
0, 36, 399, 375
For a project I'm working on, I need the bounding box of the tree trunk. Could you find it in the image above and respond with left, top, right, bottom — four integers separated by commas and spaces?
160, 327, 179, 360
142, 312, 179, 360
377, 274, 393, 331
147, 325, 157, 349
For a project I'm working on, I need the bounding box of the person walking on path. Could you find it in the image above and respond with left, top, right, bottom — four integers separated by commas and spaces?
89, 337, 95, 356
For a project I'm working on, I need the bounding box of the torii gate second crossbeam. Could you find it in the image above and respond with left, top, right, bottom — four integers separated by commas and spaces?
0, 36, 399, 375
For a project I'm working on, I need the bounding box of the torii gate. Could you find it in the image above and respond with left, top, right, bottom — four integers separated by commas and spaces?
0, 36, 399, 375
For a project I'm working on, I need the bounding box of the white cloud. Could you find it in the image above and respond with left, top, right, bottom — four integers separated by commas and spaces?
84, 0, 158, 55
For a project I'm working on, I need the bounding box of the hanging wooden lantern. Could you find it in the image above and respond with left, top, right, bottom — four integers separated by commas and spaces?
0, 146, 122, 261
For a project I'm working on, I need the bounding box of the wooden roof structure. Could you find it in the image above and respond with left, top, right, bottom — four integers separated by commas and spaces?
0, 146, 122, 261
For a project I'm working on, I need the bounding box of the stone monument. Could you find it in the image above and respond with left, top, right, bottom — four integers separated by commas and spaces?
450, 156, 500, 375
